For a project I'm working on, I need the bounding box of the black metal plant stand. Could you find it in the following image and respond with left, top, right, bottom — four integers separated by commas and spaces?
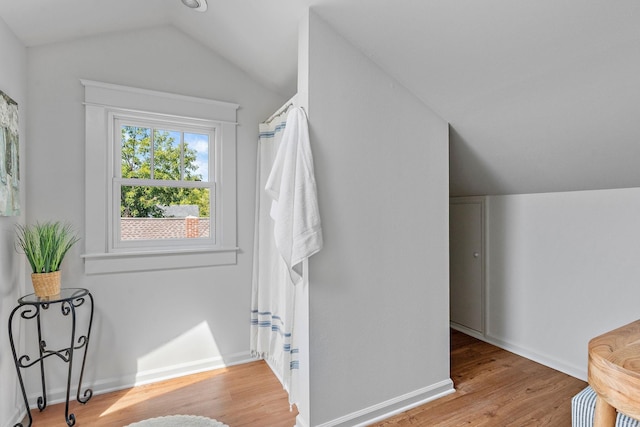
8, 288, 94, 427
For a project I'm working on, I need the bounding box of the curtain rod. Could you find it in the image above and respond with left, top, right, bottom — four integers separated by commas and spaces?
263, 94, 298, 124
264, 103, 292, 124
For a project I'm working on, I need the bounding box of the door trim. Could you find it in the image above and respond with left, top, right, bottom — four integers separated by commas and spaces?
449, 196, 486, 337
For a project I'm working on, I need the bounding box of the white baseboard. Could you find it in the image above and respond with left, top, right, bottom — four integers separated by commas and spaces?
482, 333, 587, 381
450, 322, 586, 381
450, 322, 484, 340
25, 351, 254, 408
4, 407, 25, 427
295, 414, 310, 427
315, 379, 455, 427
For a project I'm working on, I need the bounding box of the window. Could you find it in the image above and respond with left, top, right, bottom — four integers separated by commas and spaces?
114, 115, 216, 249
82, 80, 238, 274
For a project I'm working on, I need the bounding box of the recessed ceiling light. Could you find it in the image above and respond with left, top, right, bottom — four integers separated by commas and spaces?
181, 0, 207, 12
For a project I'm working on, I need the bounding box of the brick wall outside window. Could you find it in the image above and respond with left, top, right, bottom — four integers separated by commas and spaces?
121, 217, 211, 240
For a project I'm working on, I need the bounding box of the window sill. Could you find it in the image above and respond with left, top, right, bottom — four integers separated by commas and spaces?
81, 247, 239, 274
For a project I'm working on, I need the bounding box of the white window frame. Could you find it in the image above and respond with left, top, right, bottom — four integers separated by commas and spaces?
111, 113, 218, 251
81, 80, 239, 274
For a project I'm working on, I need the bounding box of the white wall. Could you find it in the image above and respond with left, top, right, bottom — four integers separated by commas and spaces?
24, 26, 284, 403
484, 188, 640, 380
0, 16, 27, 427
300, 11, 452, 426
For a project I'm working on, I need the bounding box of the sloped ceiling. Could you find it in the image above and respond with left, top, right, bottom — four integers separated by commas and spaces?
2, 0, 639, 196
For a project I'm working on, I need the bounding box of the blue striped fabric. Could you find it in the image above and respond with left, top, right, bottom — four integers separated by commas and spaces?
572, 386, 640, 427
249, 309, 299, 370
258, 121, 287, 139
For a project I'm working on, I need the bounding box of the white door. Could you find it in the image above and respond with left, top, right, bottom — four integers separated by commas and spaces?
450, 198, 484, 333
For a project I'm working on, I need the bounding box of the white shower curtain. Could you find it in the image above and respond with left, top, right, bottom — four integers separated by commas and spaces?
250, 106, 299, 405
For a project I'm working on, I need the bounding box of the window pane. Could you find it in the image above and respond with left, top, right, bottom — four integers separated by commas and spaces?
184, 132, 210, 182
153, 129, 181, 180
121, 126, 151, 179
120, 185, 212, 240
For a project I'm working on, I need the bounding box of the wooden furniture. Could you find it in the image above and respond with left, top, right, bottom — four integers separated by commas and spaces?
588, 319, 640, 427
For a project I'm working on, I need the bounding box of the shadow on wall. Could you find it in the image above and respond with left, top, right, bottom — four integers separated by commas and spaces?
449, 125, 503, 197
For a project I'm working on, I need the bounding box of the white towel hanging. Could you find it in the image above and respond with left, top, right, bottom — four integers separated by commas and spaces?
265, 106, 323, 283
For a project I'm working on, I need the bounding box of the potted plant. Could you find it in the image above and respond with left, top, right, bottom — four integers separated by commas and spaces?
15, 221, 80, 297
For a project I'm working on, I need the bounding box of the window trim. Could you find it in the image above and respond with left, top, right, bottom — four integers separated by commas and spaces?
81, 79, 239, 274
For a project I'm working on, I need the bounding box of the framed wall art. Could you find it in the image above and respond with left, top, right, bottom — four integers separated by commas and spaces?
0, 90, 19, 216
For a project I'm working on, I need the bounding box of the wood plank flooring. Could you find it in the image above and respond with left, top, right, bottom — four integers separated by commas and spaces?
373, 330, 587, 426
21, 361, 297, 427
20, 330, 586, 426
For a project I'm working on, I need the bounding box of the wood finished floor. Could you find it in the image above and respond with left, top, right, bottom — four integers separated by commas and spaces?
21, 330, 586, 426
21, 360, 297, 427
373, 330, 587, 426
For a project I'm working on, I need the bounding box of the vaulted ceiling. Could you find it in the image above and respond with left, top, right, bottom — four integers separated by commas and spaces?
2, 0, 639, 196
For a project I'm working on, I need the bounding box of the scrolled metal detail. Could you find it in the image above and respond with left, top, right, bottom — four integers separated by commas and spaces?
77, 388, 93, 404
19, 305, 39, 320
50, 348, 71, 363
75, 335, 87, 350
66, 412, 76, 427
37, 395, 46, 411
61, 301, 72, 316
17, 354, 36, 369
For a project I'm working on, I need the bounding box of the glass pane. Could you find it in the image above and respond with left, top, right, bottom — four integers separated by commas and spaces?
120, 185, 212, 241
121, 126, 151, 179
184, 132, 209, 182
153, 129, 181, 180
0, 128, 6, 184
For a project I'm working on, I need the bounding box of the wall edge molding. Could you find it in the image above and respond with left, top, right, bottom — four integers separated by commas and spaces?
483, 333, 587, 381
315, 379, 455, 427
25, 351, 254, 408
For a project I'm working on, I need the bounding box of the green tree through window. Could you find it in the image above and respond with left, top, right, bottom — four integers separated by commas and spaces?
120, 125, 210, 219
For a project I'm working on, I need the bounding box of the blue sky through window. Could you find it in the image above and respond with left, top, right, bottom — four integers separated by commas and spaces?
185, 132, 209, 182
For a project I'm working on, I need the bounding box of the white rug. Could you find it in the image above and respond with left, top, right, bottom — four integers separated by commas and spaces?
125, 415, 228, 427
